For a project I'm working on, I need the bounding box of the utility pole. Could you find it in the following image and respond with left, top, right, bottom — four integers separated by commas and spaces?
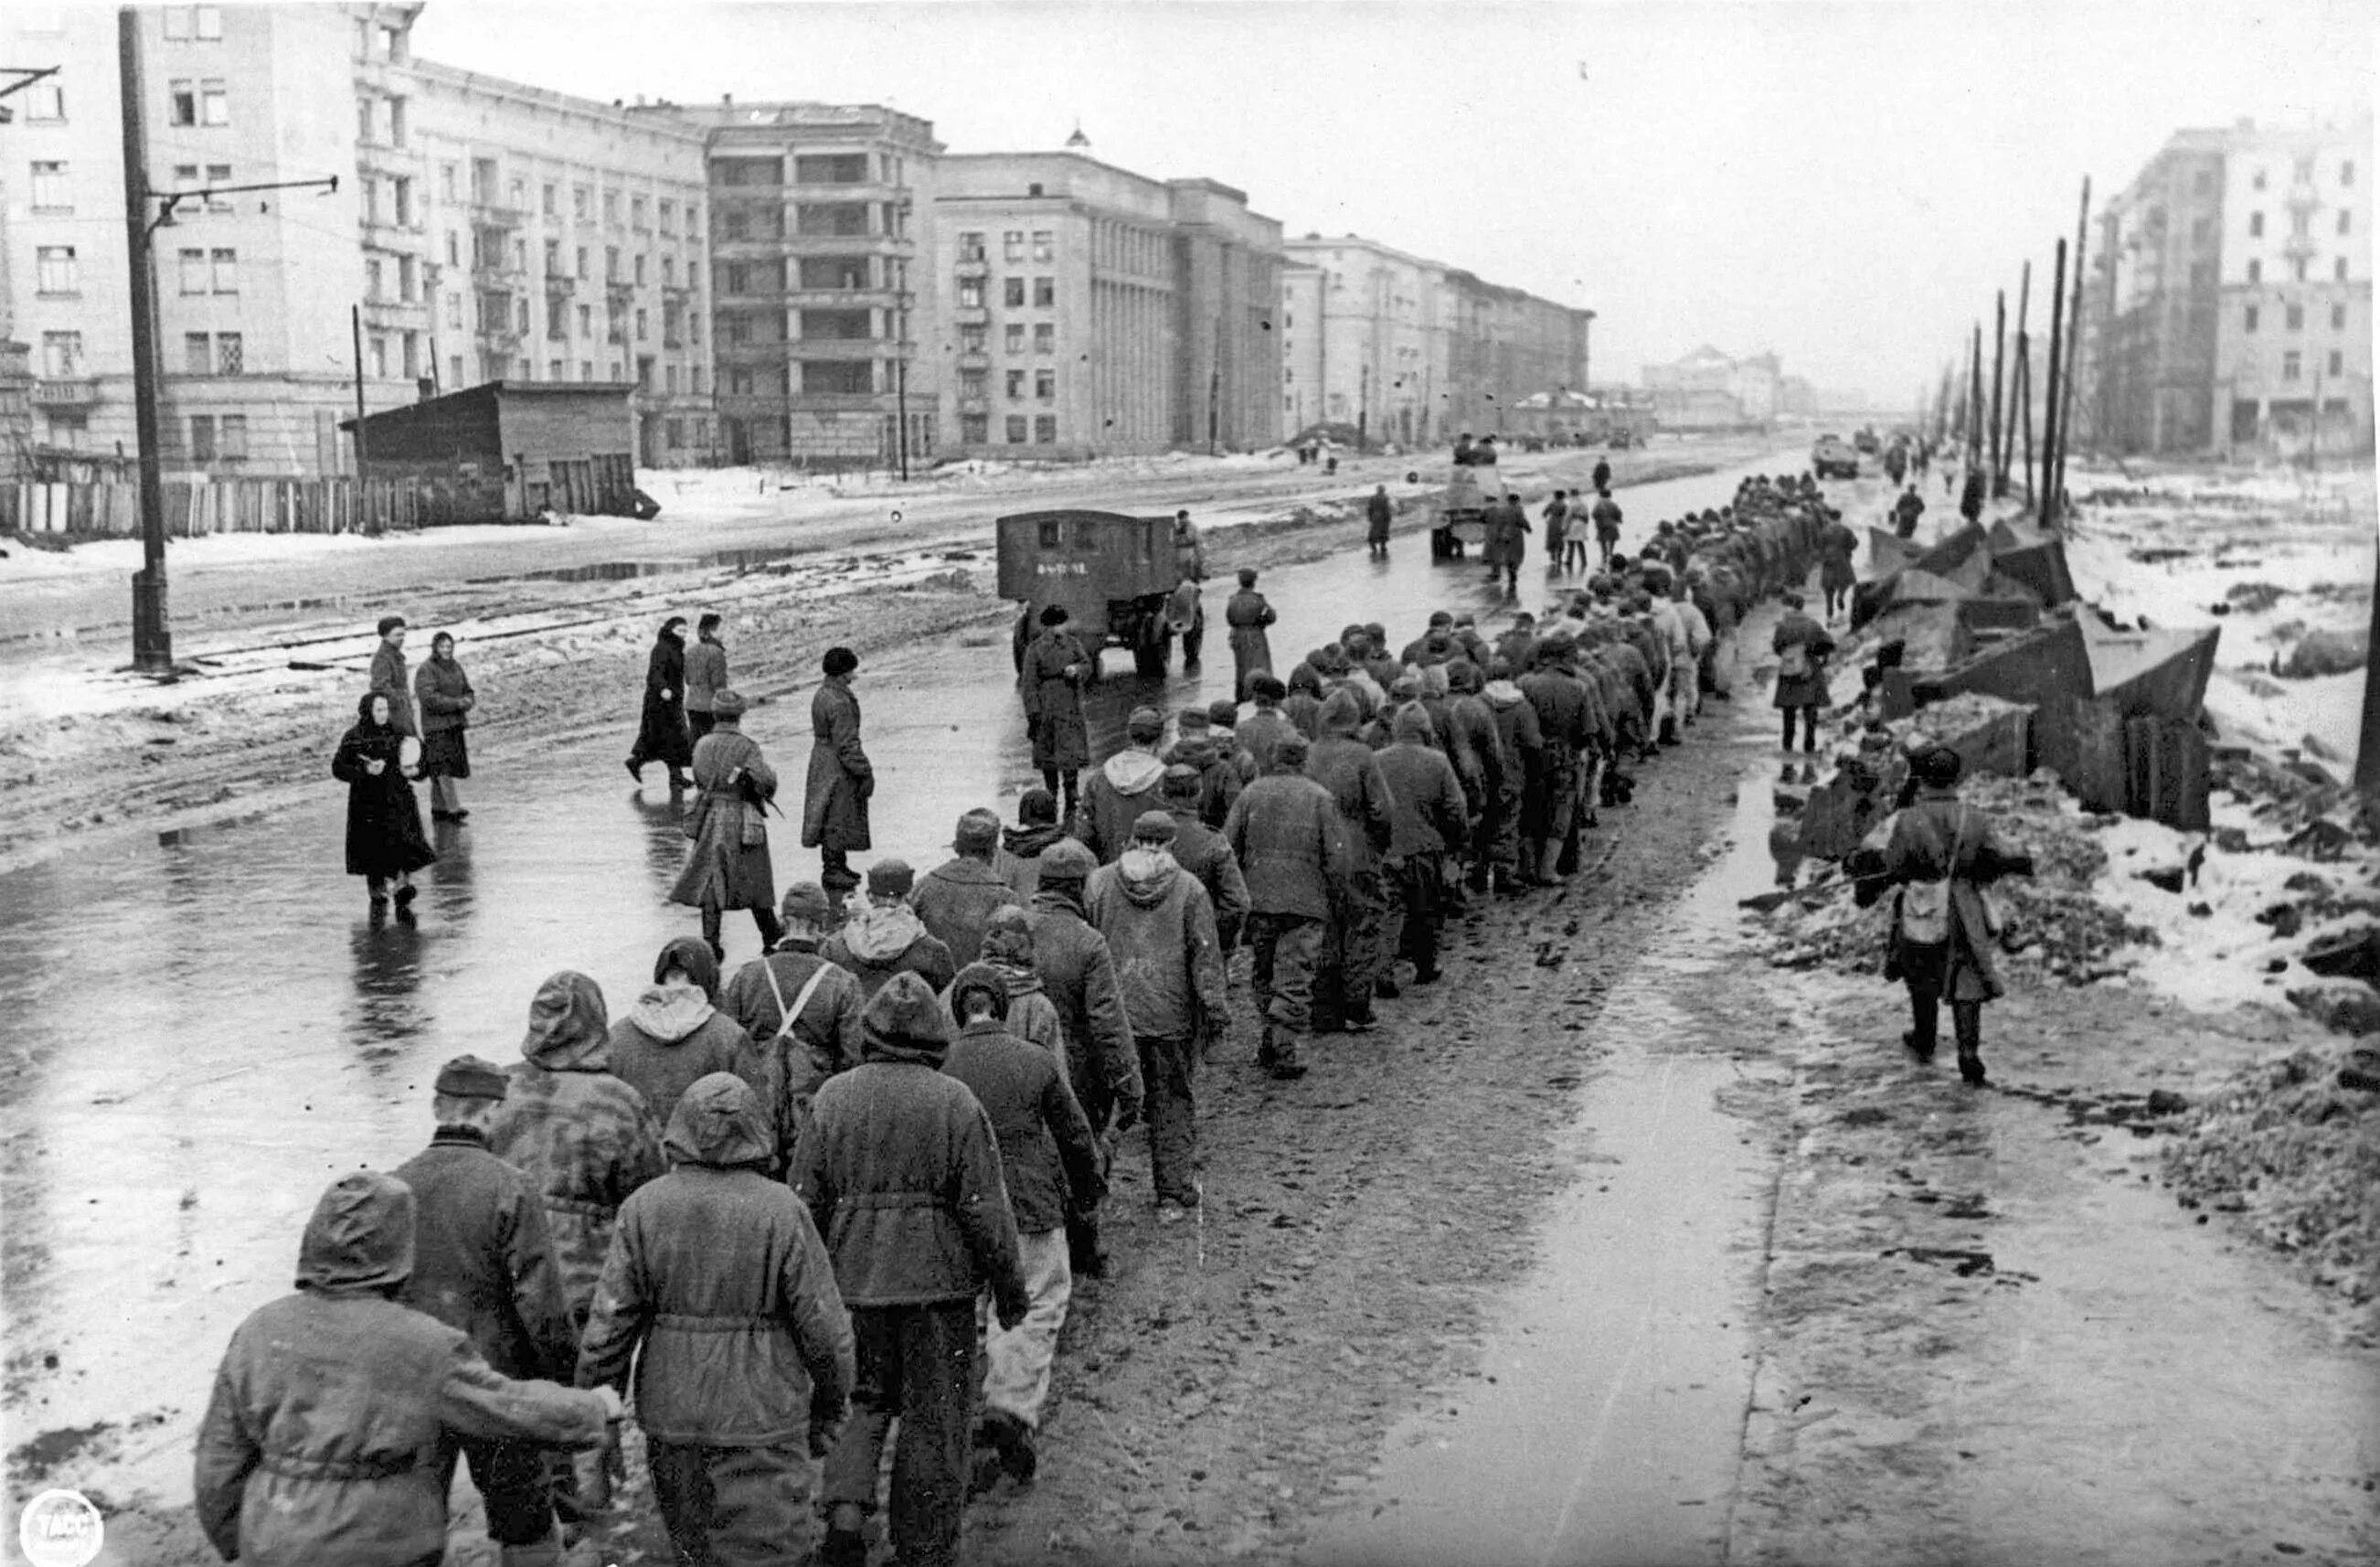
1967, 323, 1984, 471
120, 8, 172, 673
1206, 315, 1222, 455
2358, 548, 2380, 795
2040, 237, 2067, 528
2053, 176, 2092, 519
1988, 289, 2007, 496
1356, 360, 1369, 450
2010, 261, 2032, 502
351, 304, 372, 535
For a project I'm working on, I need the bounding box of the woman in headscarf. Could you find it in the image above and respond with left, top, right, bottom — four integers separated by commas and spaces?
626, 616, 694, 791
670, 690, 783, 961
330, 691, 436, 914
412, 631, 475, 822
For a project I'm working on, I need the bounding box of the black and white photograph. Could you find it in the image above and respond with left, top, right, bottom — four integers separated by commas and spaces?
1, 1, 2375, 1563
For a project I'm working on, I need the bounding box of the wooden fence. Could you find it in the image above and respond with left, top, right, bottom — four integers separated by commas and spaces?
2, 476, 433, 538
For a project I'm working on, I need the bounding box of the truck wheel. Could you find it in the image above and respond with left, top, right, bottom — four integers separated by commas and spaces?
1134, 630, 1170, 678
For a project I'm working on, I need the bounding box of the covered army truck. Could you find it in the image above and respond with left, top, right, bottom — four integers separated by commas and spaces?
999, 509, 1203, 677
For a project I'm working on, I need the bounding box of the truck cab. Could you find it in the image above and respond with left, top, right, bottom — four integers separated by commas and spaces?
998, 509, 1203, 677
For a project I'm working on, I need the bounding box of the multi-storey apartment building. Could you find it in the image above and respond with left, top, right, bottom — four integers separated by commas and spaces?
1280, 235, 1590, 447
0, 3, 711, 480
404, 62, 713, 465
2086, 117, 2372, 458
932, 151, 1282, 458
653, 100, 940, 468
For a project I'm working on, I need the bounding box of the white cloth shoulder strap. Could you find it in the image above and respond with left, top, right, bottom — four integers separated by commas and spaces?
760, 955, 834, 1044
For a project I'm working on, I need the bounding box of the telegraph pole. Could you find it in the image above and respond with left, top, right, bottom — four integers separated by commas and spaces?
2040, 237, 2067, 527
1988, 289, 2007, 496
1967, 324, 1984, 471
119, 7, 172, 672
2053, 176, 2092, 519
2011, 261, 2032, 502
352, 304, 372, 534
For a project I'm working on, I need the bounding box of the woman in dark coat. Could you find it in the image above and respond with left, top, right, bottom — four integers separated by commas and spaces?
670, 690, 783, 959
626, 617, 694, 791
802, 646, 873, 915
331, 691, 436, 912
1018, 605, 1092, 817
1770, 592, 1834, 753
412, 632, 475, 822
1859, 745, 2035, 1085
1816, 519, 1859, 623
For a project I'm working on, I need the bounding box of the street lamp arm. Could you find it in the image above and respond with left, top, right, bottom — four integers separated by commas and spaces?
148, 175, 339, 238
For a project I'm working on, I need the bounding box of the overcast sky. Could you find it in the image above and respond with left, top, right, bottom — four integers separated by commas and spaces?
415, 0, 2376, 407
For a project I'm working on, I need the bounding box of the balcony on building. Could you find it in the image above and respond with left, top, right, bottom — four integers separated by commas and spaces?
543, 273, 576, 297
954, 304, 990, 327
954, 255, 990, 281
956, 348, 991, 371
786, 336, 884, 361
33, 378, 101, 410
471, 198, 527, 230
2284, 230, 2319, 261
956, 394, 989, 415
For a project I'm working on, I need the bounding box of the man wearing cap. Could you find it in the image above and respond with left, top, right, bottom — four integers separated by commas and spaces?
1165, 707, 1243, 830
1161, 763, 1249, 949
802, 647, 873, 918
579, 1072, 854, 1567
1237, 675, 1298, 777
196, 1172, 621, 1567
1309, 688, 1396, 1033
913, 809, 1025, 966
393, 1056, 579, 1566
1023, 837, 1142, 1274
1223, 731, 1345, 1079
1087, 811, 1228, 1221
1018, 605, 1093, 818
722, 883, 868, 1164
1082, 706, 1170, 864
1225, 567, 1277, 701
369, 613, 420, 738
796, 975, 1028, 1567
672, 688, 784, 961
999, 786, 1074, 904
823, 860, 959, 1003
941, 965, 1104, 1493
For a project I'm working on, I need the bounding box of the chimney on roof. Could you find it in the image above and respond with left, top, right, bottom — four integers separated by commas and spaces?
1066, 121, 1090, 150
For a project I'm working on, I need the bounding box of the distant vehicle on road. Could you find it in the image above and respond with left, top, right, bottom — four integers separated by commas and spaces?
1433, 464, 1491, 559
1608, 428, 1641, 449
1811, 435, 1862, 480
999, 509, 1201, 677
1853, 427, 1882, 456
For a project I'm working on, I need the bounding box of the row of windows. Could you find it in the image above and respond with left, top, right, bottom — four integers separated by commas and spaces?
955, 276, 1057, 308
2244, 255, 2353, 283
2271, 349, 2347, 380
2242, 302, 2351, 333
161, 6, 226, 40
167, 77, 230, 128
2246, 208, 2353, 238
2249, 158, 2355, 190
442, 165, 705, 239
187, 414, 246, 461
956, 413, 1060, 444
956, 368, 1060, 400
956, 230, 1055, 262
716, 362, 877, 396
952, 322, 1059, 355
182, 331, 243, 375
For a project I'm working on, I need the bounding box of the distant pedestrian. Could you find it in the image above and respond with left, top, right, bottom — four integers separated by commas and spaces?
683, 613, 728, 743
413, 632, 474, 823
1365, 485, 1395, 556
671, 690, 783, 960
1865, 745, 2035, 1086
332, 691, 434, 917
1893, 484, 1927, 541
941, 965, 1104, 1496
823, 859, 959, 1002
1960, 466, 1987, 525
798, 975, 1029, 1567
912, 809, 1022, 967
1225, 568, 1278, 700
1542, 490, 1571, 575
1819, 516, 1860, 622
1086, 811, 1227, 1222
802, 646, 873, 919
579, 1072, 855, 1567
486, 973, 664, 1329
393, 1054, 579, 1566
1591, 488, 1622, 571
1018, 605, 1092, 818
1591, 456, 1612, 493
1771, 592, 1834, 754
369, 613, 419, 738
625, 616, 693, 791
194, 1172, 618, 1567
1223, 731, 1346, 1080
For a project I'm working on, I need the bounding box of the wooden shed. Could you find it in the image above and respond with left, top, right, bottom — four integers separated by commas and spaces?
341, 380, 641, 526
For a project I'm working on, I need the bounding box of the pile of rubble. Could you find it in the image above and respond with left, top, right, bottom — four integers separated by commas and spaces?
2160, 1041, 2380, 1309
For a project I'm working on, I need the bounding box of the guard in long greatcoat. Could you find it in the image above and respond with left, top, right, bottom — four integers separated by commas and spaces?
802, 647, 873, 916
1017, 607, 1092, 817
1224, 568, 1278, 700
672, 691, 783, 957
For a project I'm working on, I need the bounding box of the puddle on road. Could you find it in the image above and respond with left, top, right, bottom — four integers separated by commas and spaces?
0, 453, 1804, 1510
1306, 733, 1793, 1567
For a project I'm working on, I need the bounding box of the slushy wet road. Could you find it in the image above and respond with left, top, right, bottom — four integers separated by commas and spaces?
0, 445, 1816, 1505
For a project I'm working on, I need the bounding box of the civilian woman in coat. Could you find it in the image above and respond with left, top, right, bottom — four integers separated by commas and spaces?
1857, 745, 2035, 1085
671, 690, 783, 959
412, 632, 475, 823
626, 616, 694, 792
1017, 606, 1091, 819
1770, 592, 1834, 753
332, 691, 435, 915
802, 646, 873, 917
